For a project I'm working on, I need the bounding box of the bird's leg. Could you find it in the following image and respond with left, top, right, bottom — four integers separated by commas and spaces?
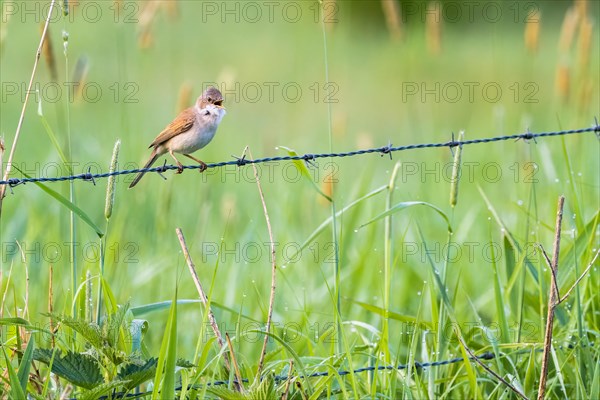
184, 154, 208, 172
169, 150, 185, 174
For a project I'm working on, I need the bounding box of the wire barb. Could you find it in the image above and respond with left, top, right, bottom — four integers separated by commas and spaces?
516, 128, 537, 143
82, 167, 96, 186
232, 154, 248, 167
380, 141, 393, 160
303, 153, 317, 168
8, 178, 23, 188
157, 159, 169, 181
448, 131, 459, 156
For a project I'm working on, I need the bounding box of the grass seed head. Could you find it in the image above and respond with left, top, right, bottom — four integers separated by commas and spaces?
450, 131, 464, 208
105, 139, 121, 220
524, 9, 541, 54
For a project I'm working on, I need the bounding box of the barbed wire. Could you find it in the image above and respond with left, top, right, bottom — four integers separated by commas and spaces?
92, 341, 594, 399
2, 124, 599, 189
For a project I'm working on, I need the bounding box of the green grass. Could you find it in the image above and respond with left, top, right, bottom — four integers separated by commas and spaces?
1, 1, 599, 398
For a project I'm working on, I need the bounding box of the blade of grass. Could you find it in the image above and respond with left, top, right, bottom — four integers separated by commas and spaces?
2, 345, 26, 399
278, 146, 331, 202
359, 201, 452, 233
152, 288, 178, 400
11, 166, 103, 237
17, 335, 35, 393
489, 226, 510, 343
288, 185, 387, 263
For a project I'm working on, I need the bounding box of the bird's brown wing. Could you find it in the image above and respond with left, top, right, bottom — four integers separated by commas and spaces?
148, 107, 196, 148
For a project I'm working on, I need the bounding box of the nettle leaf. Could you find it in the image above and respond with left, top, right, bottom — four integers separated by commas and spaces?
45, 313, 104, 349
206, 387, 247, 400
105, 302, 130, 350
81, 380, 129, 400
33, 349, 103, 389
118, 358, 158, 390
250, 375, 278, 400
176, 358, 196, 368
47, 313, 127, 365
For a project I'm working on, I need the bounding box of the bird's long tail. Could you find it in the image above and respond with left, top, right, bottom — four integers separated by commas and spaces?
128, 151, 159, 188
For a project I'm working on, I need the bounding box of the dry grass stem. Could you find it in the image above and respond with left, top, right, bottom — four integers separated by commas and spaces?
426, 1, 442, 55
537, 195, 565, 400
177, 82, 193, 113
0, 0, 58, 215
247, 147, 277, 378
175, 227, 231, 371
49, 264, 55, 346
457, 335, 529, 400
555, 64, 570, 101
575, 0, 588, 18
72, 56, 89, 102
381, 0, 403, 40
524, 9, 541, 54
40, 24, 58, 81
577, 16, 593, 70
138, 1, 160, 49
558, 7, 579, 52
281, 360, 294, 400
225, 333, 245, 393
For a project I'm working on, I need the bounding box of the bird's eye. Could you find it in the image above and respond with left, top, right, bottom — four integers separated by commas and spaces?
207, 97, 213, 102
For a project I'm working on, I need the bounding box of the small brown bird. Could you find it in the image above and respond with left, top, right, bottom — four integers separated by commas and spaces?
129, 87, 226, 188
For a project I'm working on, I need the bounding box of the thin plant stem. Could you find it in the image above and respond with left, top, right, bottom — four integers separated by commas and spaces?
247, 148, 277, 379
537, 195, 565, 400
0, 0, 58, 214
175, 228, 230, 372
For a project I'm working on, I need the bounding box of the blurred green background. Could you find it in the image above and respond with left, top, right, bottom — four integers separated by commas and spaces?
1, 0, 598, 376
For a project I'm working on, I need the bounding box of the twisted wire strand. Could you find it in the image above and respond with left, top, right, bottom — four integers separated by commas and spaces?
2, 125, 598, 188
91, 341, 594, 399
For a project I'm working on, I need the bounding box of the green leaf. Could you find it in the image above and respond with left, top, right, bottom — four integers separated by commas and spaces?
45, 314, 104, 351
3, 346, 26, 400
131, 300, 259, 323
33, 349, 103, 389
38, 110, 71, 172
490, 232, 510, 344
44, 313, 125, 365
360, 201, 452, 233
152, 289, 178, 399
347, 298, 433, 329
81, 380, 129, 400
18, 336, 35, 393
12, 166, 104, 237
246, 329, 313, 393
288, 185, 387, 262
0, 317, 32, 327
249, 375, 278, 400
130, 299, 203, 315
130, 319, 149, 354
478, 187, 538, 282
503, 234, 519, 312
118, 358, 158, 390
278, 146, 332, 202
205, 387, 247, 400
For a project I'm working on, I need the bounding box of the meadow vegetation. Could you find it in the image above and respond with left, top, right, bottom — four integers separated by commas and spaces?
0, 1, 598, 398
